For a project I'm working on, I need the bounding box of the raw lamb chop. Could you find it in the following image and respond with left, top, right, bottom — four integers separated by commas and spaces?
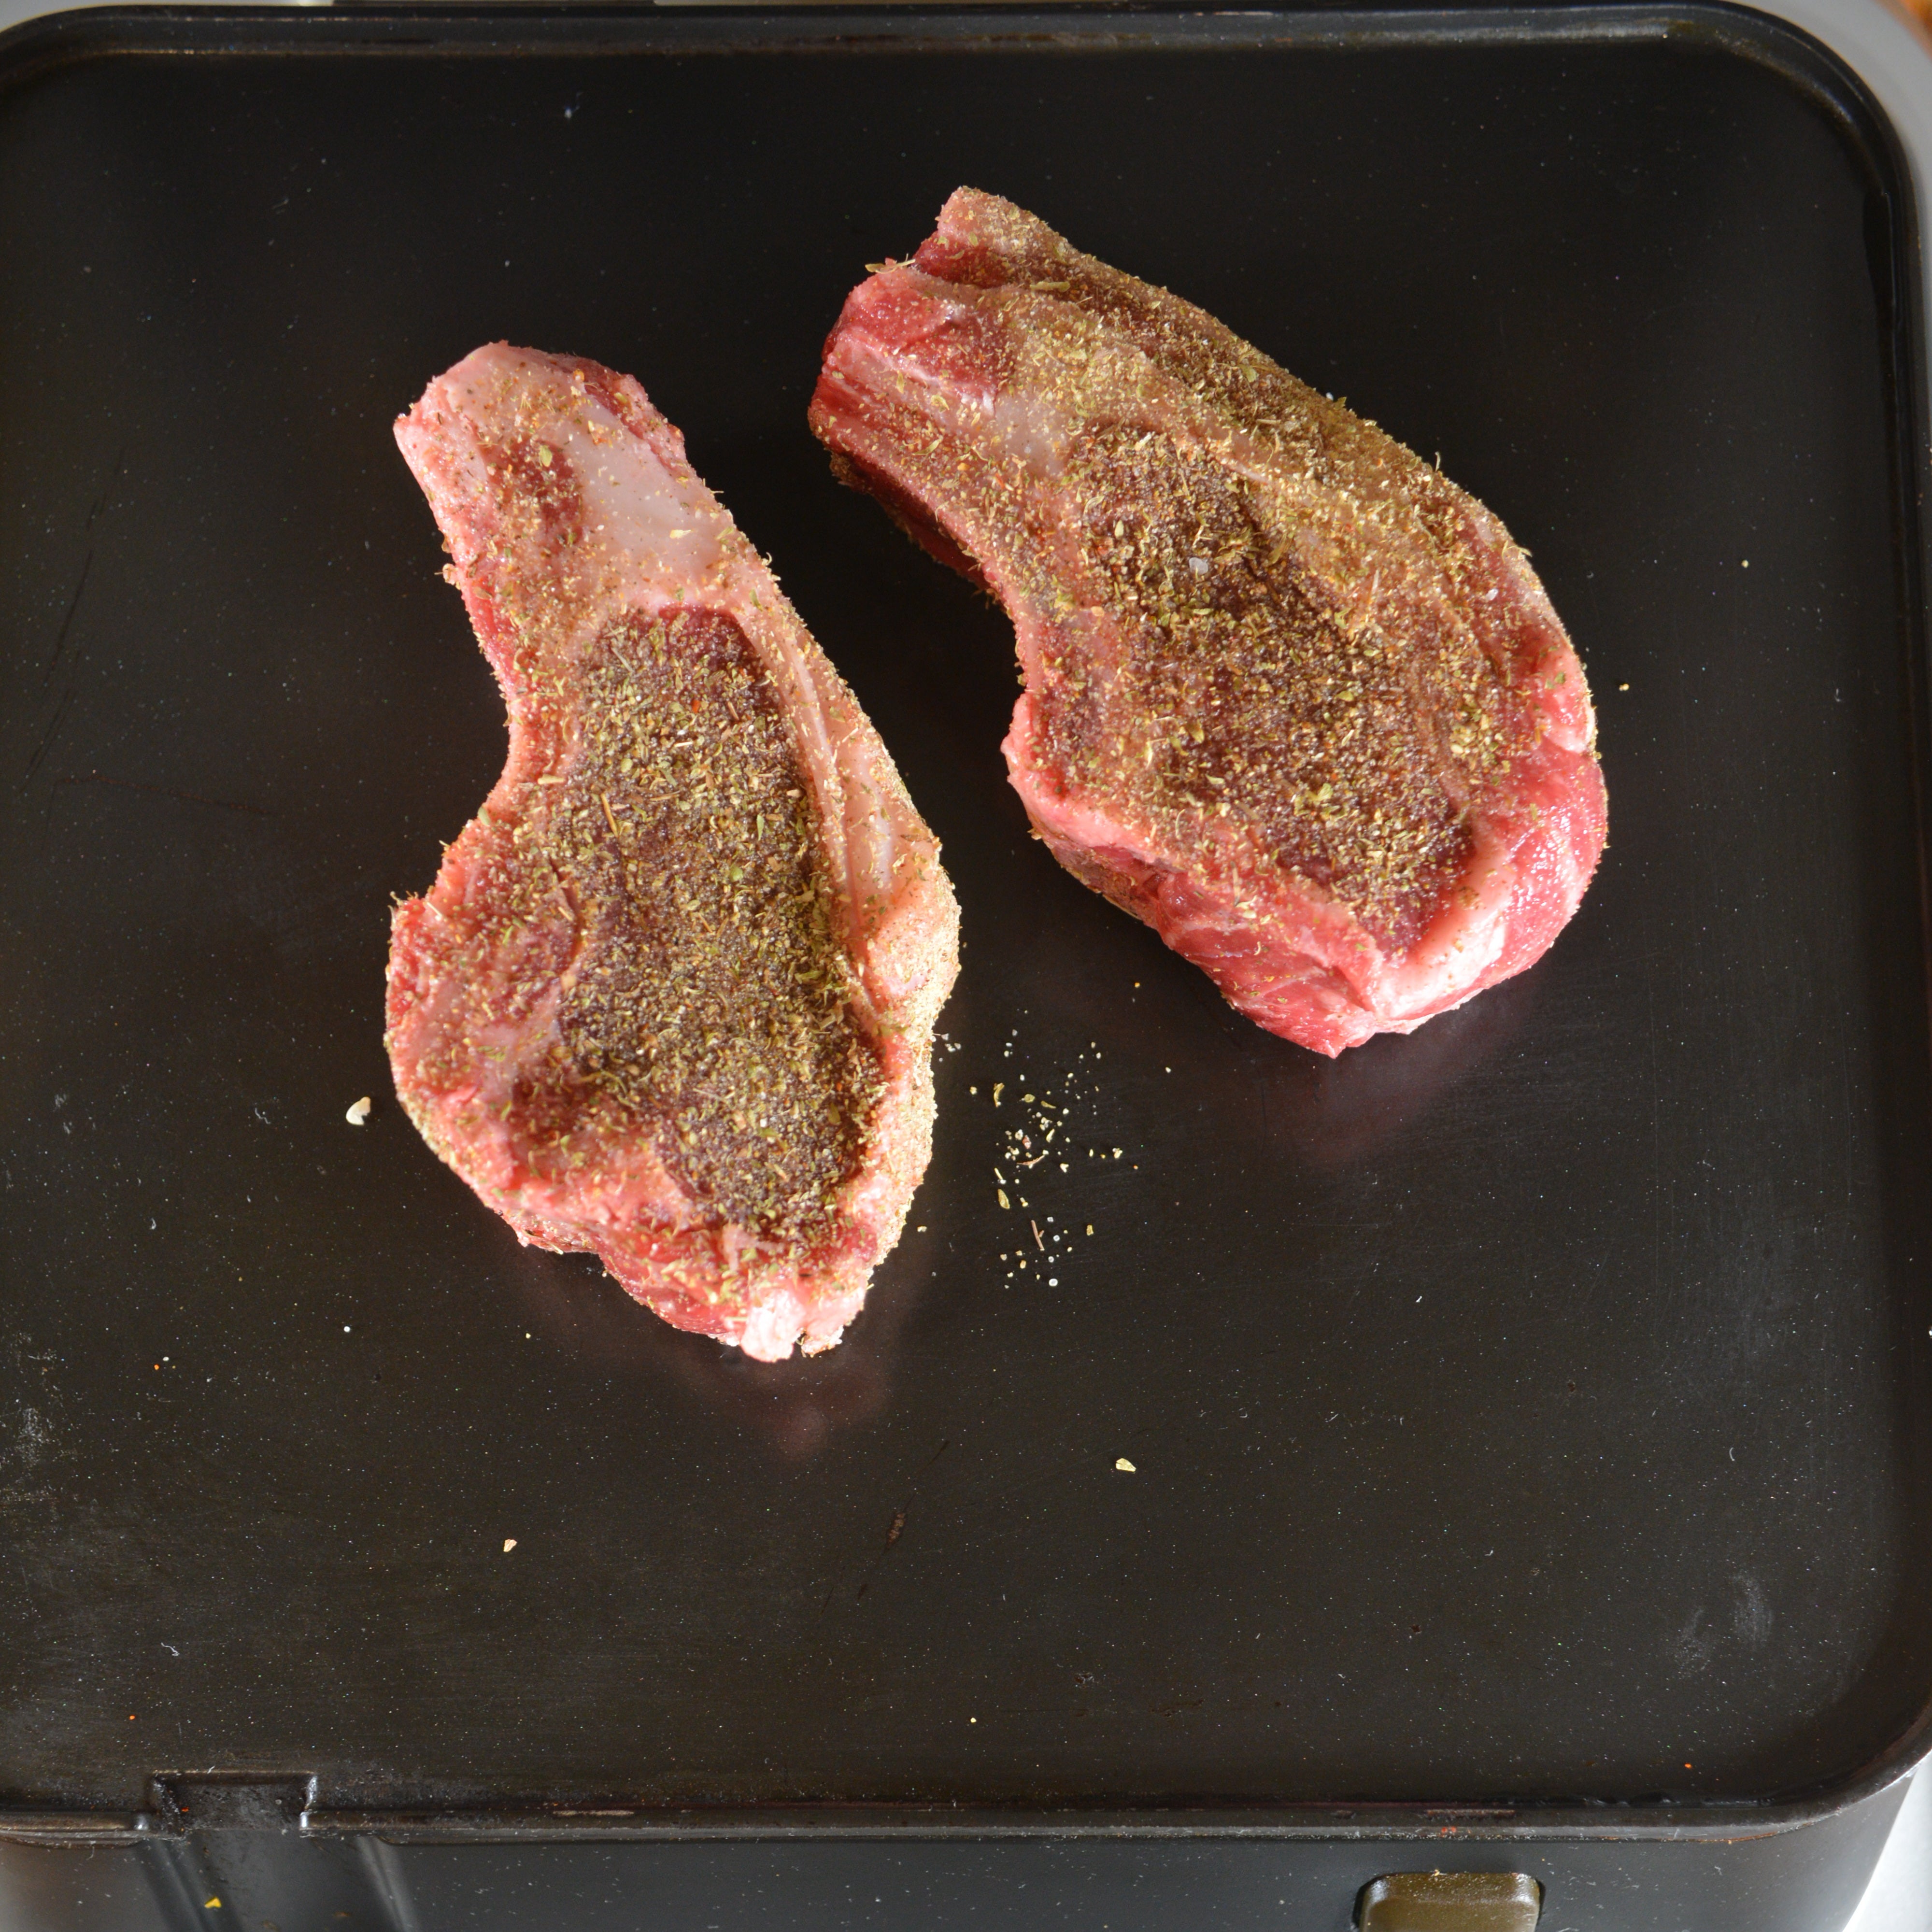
388, 344, 958, 1360
810, 189, 1606, 1055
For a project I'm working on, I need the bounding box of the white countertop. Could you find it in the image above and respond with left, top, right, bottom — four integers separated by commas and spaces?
1850, 1765, 1932, 1932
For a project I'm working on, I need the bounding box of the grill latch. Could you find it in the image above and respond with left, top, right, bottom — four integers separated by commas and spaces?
1358, 1871, 1543, 1931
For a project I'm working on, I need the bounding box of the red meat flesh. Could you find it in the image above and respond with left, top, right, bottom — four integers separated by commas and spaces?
810, 189, 1606, 1055
389, 344, 958, 1359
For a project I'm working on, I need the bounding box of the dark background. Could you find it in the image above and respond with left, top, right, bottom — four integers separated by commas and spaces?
1, 9, 1929, 1816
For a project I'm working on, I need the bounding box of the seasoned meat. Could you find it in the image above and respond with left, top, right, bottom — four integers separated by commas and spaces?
389, 344, 958, 1359
810, 189, 1606, 1055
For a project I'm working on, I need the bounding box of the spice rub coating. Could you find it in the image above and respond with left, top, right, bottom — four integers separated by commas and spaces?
811, 189, 1606, 1054
389, 344, 957, 1359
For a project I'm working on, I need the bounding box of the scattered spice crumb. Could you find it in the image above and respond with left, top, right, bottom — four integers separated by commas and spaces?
978, 1036, 1132, 1290
345, 1096, 372, 1126
1115, 1457, 1136, 1472
503, 1538, 517, 1553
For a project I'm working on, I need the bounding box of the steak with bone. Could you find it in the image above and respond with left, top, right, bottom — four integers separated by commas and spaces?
389, 344, 958, 1359
810, 190, 1606, 1055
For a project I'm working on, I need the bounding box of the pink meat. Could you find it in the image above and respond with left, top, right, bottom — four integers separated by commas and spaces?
810, 190, 1606, 1055
389, 344, 958, 1359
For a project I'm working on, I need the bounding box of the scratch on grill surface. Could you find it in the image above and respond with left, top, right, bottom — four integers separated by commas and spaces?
22, 687, 75, 790
40, 551, 91, 691
84, 443, 128, 532
819, 1439, 951, 1616
55, 772, 275, 818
